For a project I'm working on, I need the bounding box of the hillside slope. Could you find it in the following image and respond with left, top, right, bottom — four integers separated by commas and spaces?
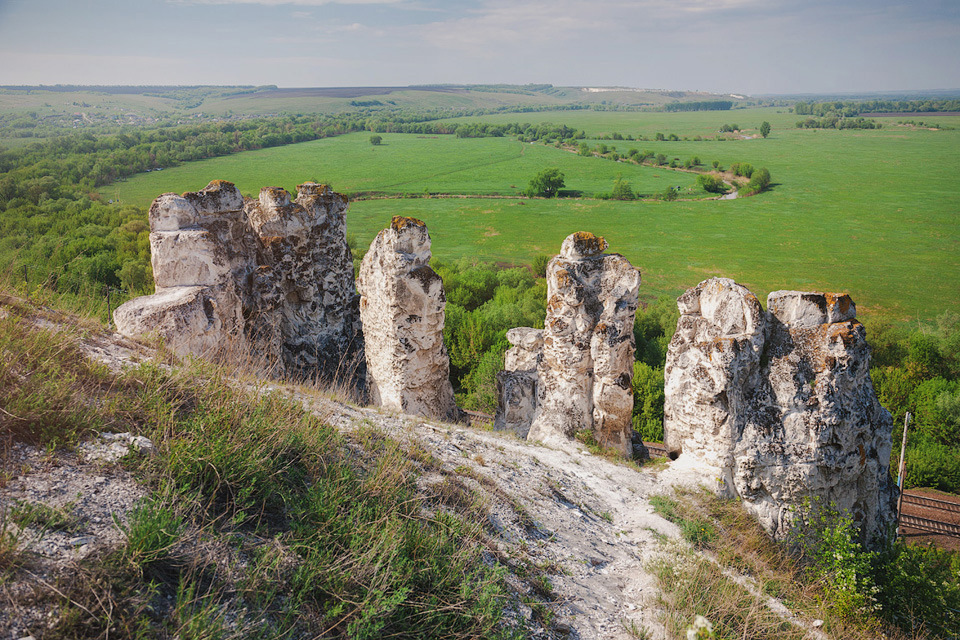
0, 295, 898, 639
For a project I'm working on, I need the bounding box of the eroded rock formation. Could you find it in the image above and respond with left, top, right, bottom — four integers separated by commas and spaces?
494, 328, 543, 437
113, 180, 361, 379
664, 278, 897, 543
356, 216, 461, 421
524, 232, 640, 456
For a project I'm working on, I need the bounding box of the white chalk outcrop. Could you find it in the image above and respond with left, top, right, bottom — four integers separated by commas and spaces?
356, 216, 461, 422
113, 180, 360, 379
664, 278, 897, 543
525, 232, 641, 457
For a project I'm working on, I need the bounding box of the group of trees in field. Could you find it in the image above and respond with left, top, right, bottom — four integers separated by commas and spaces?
0, 104, 779, 312
664, 100, 733, 112
794, 98, 960, 117
796, 116, 881, 130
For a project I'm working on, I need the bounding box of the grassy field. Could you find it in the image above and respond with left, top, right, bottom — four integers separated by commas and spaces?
109, 132, 704, 203
107, 107, 960, 321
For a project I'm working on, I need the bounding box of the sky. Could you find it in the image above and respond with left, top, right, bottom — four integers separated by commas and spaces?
0, 0, 958, 95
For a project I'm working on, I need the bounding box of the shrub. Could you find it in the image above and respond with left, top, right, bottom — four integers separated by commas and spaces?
697, 174, 728, 194
742, 167, 771, 195
531, 254, 550, 277
788, 500, 879, 620
904, 433, 960, 491
873, 540, 960, 636
730, 162, 754, 178
612, 176, 636, 201
632, 362, 664, 442
525, 167, 565, 198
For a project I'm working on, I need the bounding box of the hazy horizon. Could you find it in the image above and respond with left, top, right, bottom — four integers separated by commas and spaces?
1, 0, 958, 96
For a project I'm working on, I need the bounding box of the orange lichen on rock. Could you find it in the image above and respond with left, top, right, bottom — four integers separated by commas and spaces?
825, 292, 853, 316
390, 216, 426, 232
561, 231, 608, 258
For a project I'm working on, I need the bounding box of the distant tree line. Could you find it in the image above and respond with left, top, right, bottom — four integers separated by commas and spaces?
664, 101, 733, 112
794, 98, 960, 116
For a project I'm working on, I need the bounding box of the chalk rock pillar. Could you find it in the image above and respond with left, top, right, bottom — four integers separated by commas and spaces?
494, 328, 544, 437
114, 180, 360, 380
246, 183, 361, 377
736, 290, 896, 542
356, 216, 460, 421
527, 232, 640, 456
664, 279, 897, 544
663, 277, 766, 479
114, 180, 250, 359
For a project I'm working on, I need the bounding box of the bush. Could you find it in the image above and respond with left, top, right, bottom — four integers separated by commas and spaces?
789, 500, 879, 619
632, 362, 664, 442
741, 167, 771, 195
611, 176, 636, 201
730, 162, 754, 178
531, 254, 550, 277
903, 433, 960, 492
873, 540, 960, 636
697, 174, 729, 194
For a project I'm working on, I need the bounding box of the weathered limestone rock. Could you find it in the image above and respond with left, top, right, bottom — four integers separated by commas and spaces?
527, 232, 640, 456
663, 278, 766, 471
356, 216, 460, 421
494, 328, 543, 436
664, 279, 897, 544
114, 180, 360, 379
246, 183, 360, 376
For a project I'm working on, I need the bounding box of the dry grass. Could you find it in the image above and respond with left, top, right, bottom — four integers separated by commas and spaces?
650, 488, 929, 640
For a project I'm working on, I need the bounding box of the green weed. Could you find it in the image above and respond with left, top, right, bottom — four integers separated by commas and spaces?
120, 496, 184, 568
10, 499, 80, 533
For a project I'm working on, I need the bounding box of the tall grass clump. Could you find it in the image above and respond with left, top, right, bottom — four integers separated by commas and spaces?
0, 309, 113, 449
134, 365, 513, 638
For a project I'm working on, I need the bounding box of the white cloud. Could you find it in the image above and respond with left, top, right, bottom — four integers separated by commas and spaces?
411, 0, 776, 53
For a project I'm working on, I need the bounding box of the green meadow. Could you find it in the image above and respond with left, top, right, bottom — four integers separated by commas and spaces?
109, 108, 960, 321
110, 132, 703, 202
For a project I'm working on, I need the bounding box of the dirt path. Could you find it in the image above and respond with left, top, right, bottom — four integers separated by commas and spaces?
292, 391, 715, 639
